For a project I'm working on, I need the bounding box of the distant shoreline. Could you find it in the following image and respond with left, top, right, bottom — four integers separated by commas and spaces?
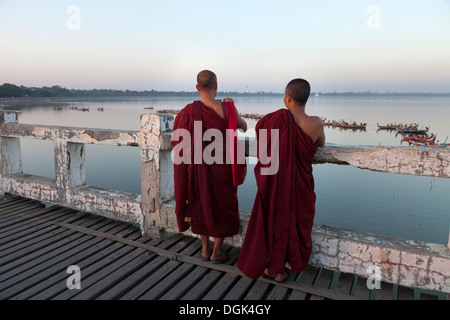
0, 83, 449, 99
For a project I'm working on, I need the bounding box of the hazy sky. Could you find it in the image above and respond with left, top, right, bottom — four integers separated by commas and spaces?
0, 0, 449, 93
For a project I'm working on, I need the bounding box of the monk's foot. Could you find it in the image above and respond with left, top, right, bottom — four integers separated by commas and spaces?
200, 248, 211, 261
274, 271, 289, 283
262, 268, 276, 279
210, 251, 228, 264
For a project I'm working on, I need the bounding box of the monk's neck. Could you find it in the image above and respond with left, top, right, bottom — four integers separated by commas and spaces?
289, 106, 307, 118
200, 93, 221, 109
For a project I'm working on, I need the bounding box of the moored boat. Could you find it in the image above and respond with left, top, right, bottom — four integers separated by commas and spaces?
402, 135, 436, 143
396, 126, 429, 134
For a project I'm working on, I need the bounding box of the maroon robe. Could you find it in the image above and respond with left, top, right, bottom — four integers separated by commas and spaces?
237, 109, 318, 279
172, 101, 240, 238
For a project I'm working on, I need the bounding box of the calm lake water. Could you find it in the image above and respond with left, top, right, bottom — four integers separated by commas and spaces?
1, 95, 450, 245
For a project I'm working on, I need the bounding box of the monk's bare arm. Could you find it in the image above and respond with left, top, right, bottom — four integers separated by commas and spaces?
313, 116, 325, 147
237, 111, 248, 132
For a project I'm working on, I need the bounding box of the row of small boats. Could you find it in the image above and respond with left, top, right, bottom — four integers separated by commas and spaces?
53, 106, 103, 112
323, 119, 367, 130
378, 123, 448, 147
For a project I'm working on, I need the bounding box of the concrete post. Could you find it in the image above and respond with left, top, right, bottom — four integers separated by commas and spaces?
139, 113, 174, 237
0, 112, 22, 198
54, 130, 86, 204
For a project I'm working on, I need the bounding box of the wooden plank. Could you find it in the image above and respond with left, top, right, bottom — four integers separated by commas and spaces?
0, 215, 115, 276
374, 282, 394, 300
0, 212, 101, 266
159, 265, 210, 300
288, 265, 319, 300
244, 281, 273, 300
309, 268, 334, 300
0, 197, 35, 212
72, 237, 177, 300
397, 285, 415, 300
0, 215, 106, 259
11, 225, 140, 300
353, 276, 371, 299
0, 197, 41, 208
31, 230, 145, 300
179, 269, 225, 300
0, 208, 75, 242
117, 235, 198, 300
419, 292, 439, 300
203, 273, 241, 300
0, 212, 87, 271
333, 272, 355, 296
196, 248, 240, 300
136, 240, 203, 300
222, 276, 255, 300
0, 202, 50, 225
49, 231, 158, 301
0, 218, 119, 299
266, 285, 290, 300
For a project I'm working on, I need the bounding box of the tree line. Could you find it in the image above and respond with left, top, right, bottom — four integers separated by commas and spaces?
1, 83, 448, 98
0, 83, 283, 98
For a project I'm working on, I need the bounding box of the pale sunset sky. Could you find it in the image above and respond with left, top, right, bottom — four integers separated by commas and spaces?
0, 0, 449, 93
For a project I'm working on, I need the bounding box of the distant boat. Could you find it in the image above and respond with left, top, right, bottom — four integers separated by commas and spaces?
396, 127, 429, 134
377, 123, 397, 130
402, 135, 435, 143
144, 106, 154, 110
410, 136, 448, 147
315, 93, 320, 97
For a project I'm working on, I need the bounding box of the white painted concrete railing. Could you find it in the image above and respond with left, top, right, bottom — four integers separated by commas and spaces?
0, 111, 449, 295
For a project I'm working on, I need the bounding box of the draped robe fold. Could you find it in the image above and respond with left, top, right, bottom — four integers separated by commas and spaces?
237, 109, 318, 279
172, 101, 240, 238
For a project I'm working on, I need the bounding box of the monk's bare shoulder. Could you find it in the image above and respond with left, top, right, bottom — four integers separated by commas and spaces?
308, 115, 325, 147
309, 116, 324, 128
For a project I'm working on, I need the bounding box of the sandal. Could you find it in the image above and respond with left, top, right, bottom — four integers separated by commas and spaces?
274, 271, 289, 284
200, 249, 211, 261
211, 252, 229, 264
262, 270, 276, 279
262, 269, 289, 283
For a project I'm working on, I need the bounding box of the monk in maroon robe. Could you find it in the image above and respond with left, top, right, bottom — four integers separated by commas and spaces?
172, 70, 247, 263
237, 79, 325, 282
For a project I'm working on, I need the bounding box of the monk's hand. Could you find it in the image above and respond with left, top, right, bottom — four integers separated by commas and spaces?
223, 98, 234, 103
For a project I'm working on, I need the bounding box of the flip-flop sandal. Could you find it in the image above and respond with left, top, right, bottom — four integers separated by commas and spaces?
211, 253, 229, 264
262, 272, 276, 279
274, 271, 289, 284
200, 250, 211, 261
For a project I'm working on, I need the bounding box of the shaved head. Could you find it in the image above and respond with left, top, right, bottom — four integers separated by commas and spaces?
197, 70, 217, 90
285, 79, 311, 106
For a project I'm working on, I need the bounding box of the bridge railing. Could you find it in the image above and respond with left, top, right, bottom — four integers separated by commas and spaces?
0, 111, 449, 295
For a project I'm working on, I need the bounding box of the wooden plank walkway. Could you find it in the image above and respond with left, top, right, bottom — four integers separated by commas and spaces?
0, 196, 445, 301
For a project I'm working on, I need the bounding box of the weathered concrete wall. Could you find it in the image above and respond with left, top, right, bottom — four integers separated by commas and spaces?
316, 145, 450, 178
